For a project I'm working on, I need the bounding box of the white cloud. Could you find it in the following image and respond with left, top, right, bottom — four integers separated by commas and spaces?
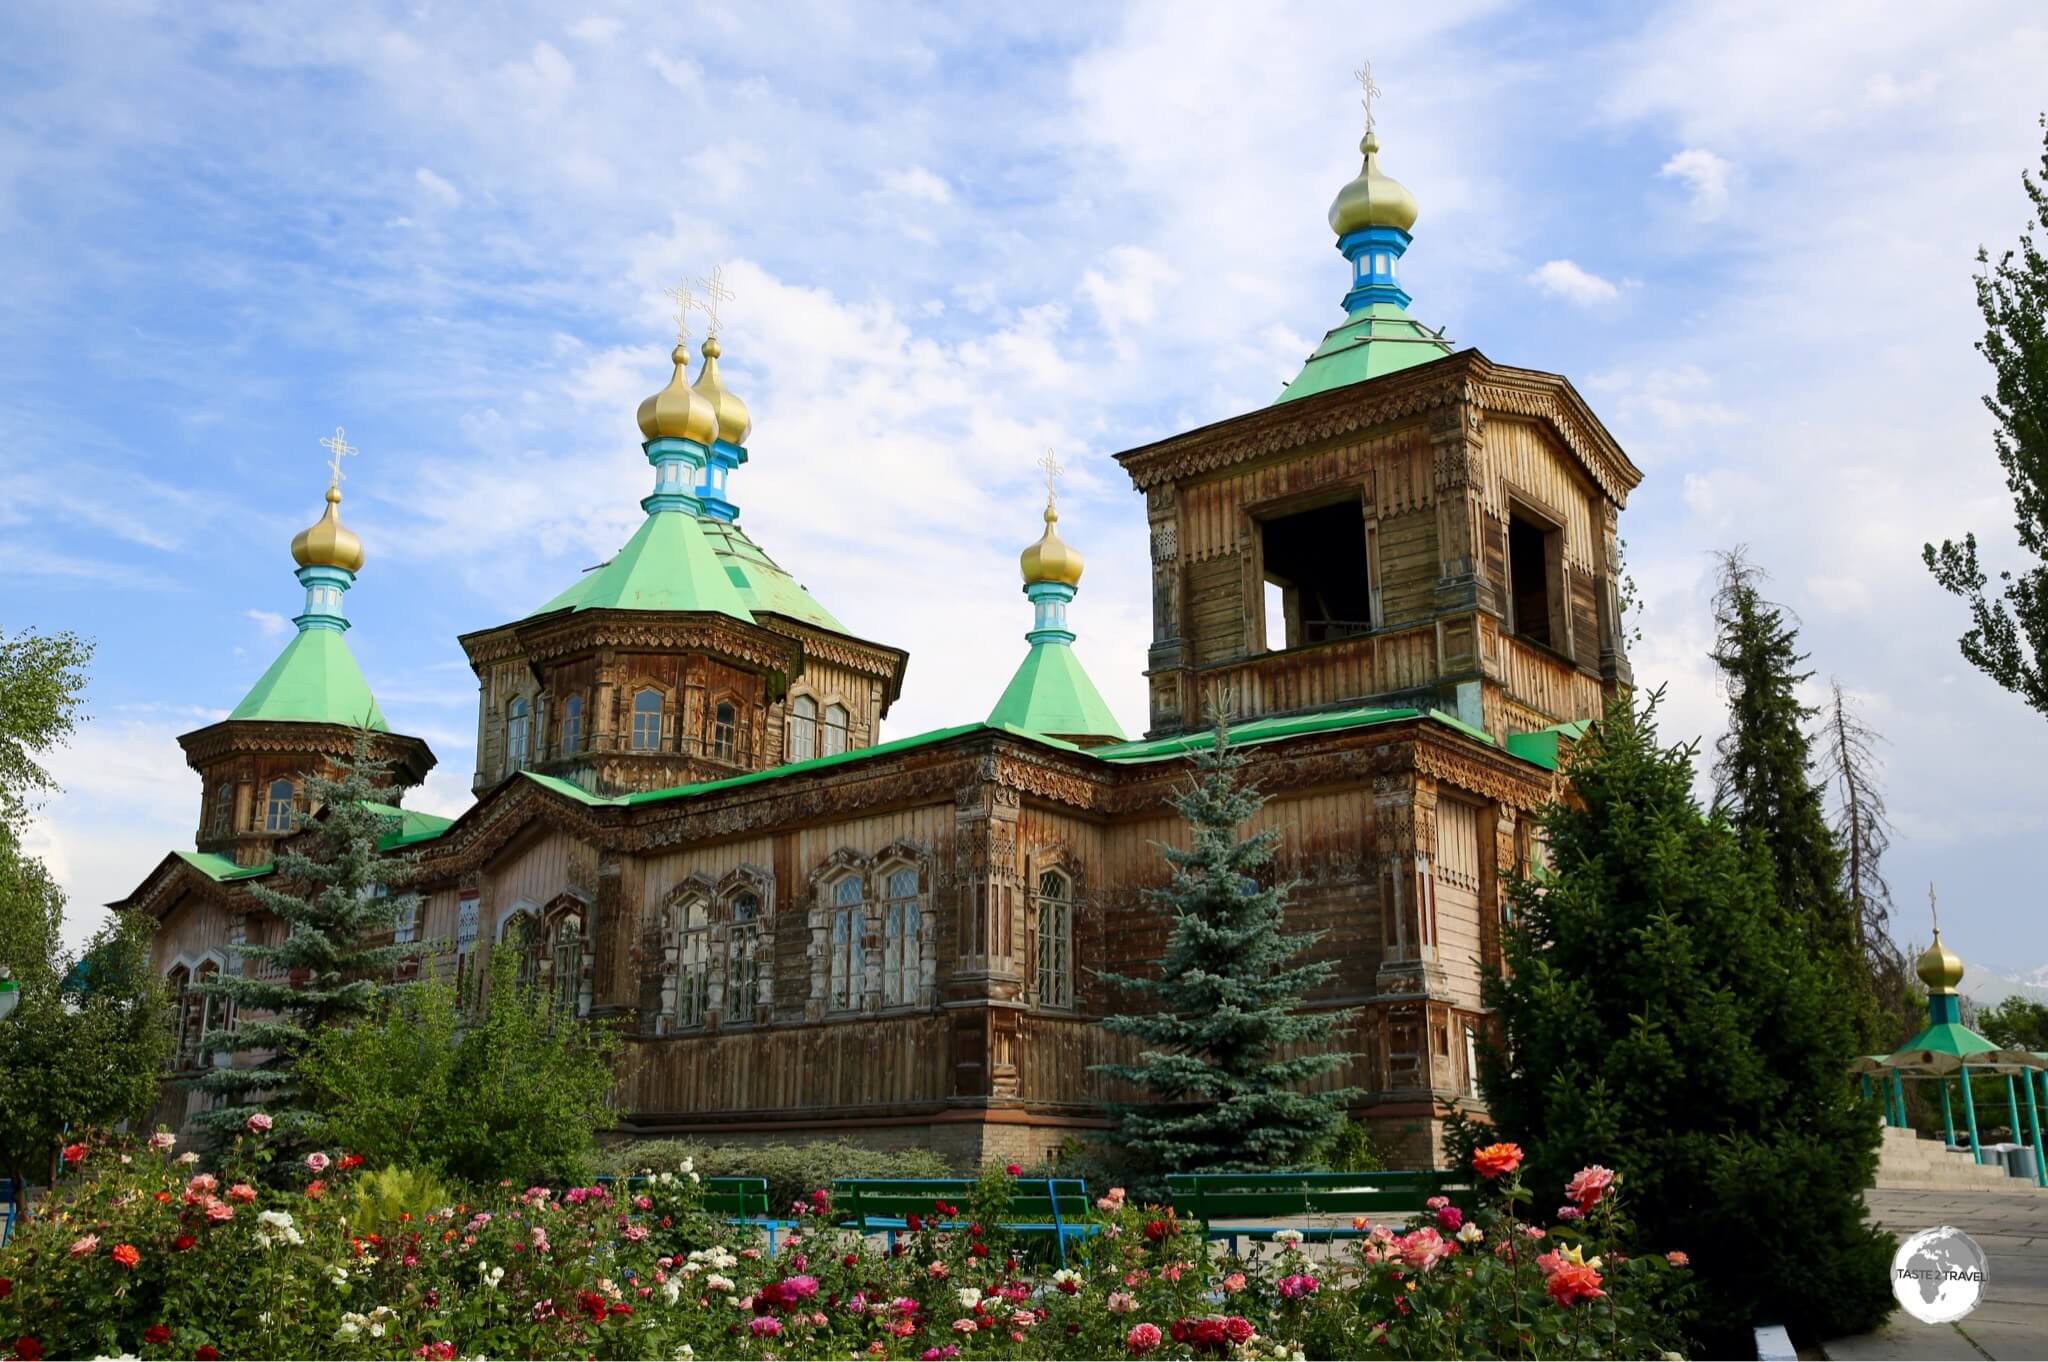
244, 608, 289, 638
1079, 244, 1178, 350
1527, 259, 1620, 305
878, 165, 952, 205
414, 166, 462, 206
1659, 147, 1731, 216
567, 16, 622, 44
646, 50, 702, 91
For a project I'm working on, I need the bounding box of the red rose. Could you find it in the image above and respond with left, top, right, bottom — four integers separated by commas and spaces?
195, 1348, 220, 1361
0, 1278, 9, 1299
144, 1324, 171, 1345
14, 1336, 44, 1361
61, 1143, 87, 1164
110, 1243, 141, 1269
339, 1153, 364, 1170
1005, 1163, 1023, 1176
173, 1235, 197, 1251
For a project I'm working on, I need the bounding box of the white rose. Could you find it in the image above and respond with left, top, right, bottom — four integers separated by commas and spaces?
956, 1288, 982, 1309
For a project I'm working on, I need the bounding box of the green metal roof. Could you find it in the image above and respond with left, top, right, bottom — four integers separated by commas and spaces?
1275, 301, 1454, 403
227, 628, 389, 730
1504, 719, 1594, 772
1090, 703, 1422, 763
173, 851, 270, 882
985, 642, 1125, 742
362, 802, 457, 848
531, 509, 752, 622
696, 518, 847, 632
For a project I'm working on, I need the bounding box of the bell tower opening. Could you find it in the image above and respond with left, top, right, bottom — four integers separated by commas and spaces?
1506, 507, 1562, 650
1259, 499, 1373, 649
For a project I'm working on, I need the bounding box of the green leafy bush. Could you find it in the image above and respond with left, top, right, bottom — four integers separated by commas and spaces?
348, 1166, 458, 1227
593, 1138, 949, 1210
298, 945, 620, 1186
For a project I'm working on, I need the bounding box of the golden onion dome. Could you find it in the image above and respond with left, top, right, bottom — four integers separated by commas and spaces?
1328, 130, 1420, 237
1020, 505, 1084, 588
290, 486, 365, 573
636, 342, 720, 445
1916, 932, 1965, 996
691, 336, 753, 447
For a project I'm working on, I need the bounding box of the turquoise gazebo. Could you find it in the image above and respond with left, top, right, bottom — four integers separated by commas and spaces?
1854, 931, 2048, 1186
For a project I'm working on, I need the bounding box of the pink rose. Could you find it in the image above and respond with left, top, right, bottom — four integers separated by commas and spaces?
305, 1151, 331, 1174
1107, 1292, 1138, 1314
245, 1112, 273, 1134
228, 1183, 257, 1203
187, 1174, 218, 1195
1222, 1272, 1247, 1293
1564, 1165, 1614, 1211
1126, 1322, 1163, 1354
69, 1234, 100, 1257
148, 1131, 177, 1152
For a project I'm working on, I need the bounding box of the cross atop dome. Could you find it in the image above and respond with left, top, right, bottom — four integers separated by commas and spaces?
320, 425, 357, 492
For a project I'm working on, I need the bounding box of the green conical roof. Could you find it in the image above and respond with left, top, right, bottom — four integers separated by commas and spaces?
532, 509, 752, 621
1275, 300, 1453, 403
986, 641, 1124, 742
697, 518, 847, 632
227, 628, 389, 730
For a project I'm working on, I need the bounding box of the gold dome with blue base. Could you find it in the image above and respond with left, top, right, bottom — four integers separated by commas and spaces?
986, 459, 1124, 747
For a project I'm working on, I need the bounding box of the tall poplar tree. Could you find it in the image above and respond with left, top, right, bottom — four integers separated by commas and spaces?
1926, 116, 2048, 716
1093, 716, 1355, 1171
1480, 690, 1894, 1350
193, 733, 425, 1142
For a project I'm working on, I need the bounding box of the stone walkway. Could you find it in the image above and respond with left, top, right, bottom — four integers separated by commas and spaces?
1825, 1185, 2048, 1360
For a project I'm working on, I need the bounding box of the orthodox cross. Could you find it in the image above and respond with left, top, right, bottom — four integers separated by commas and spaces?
664, 279, 694, 345
695, 264, 735, 338
1038, 448, 1063, 510
1929, 882, 1941, 936
319, 426, 357, 491
1354, 61, 1382, 134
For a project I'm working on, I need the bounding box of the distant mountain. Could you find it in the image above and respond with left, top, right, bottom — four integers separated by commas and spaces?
1960, 960, 2048, 1009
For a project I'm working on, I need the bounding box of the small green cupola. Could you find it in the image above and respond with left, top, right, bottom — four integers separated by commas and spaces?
1276, 84, 1452, 404
231, 444, 387, 729
987, 465, 1125, 746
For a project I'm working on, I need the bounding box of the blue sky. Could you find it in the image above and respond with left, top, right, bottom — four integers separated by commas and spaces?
6, 1, 2046, 976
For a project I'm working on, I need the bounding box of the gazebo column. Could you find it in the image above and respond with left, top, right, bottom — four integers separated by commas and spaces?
1942, 1078, 1958, 1147
1894, 1073, 1908, 1130
1961, 1064, 1983, 1162
2037, 1071, 2048, 1187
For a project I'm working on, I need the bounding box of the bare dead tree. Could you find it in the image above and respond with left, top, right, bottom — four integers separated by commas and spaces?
1817, 680, 1917, 1041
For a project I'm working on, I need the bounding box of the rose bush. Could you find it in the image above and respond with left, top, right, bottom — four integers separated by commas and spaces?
0, 1132, 1692, 1359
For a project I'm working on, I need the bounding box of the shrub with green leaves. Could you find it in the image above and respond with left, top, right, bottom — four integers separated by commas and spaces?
592, 1138, 949, 1211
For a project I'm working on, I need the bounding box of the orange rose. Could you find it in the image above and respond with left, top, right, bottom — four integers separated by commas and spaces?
1472, 1142, 1524, 1179
1544, 1261, 1604, 1305
110, 1243, 141, 1270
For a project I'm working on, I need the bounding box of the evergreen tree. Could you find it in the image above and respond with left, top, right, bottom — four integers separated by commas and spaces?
1709, 550, 1879, 1041
1926, 116, 2048, 716
1479, 690, 1894, 1350
192, 732, 425, 1143
1819, 680, 1918, 1044
1092, 715, 1355, 1170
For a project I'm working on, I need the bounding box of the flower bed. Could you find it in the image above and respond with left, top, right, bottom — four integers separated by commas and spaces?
0, 1127, 1693, 1359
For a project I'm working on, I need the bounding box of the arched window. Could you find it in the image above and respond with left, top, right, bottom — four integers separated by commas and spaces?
631, 688, 663, 751
502, 911, 542, 993
166, 964, 193, 1066
674, 898, 711, 1028
506, 697, 530, 771
264, 778, 296, 833
212, 784, 234, 835
880, 866, 920, 1005
822, 703, 850, 756
728, 890, 763, 1020
551, 916, 585, 1015
713, 701, 738, 761
1036, 870, 1073, 1010
787, 695, 818, 763
828, 875, 864, 1010
561, 694, 583, 756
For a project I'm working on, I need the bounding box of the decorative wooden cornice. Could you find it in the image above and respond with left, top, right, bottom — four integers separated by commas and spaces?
755, 616, 910, 711
176, 720, 436, 785
1111, 350, 1641, 509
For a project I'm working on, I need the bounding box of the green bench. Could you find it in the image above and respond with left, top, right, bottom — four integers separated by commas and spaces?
832, 1176, 1093, 1263
1167, 1170, 1474, 1252
595, 1174, 796, 1250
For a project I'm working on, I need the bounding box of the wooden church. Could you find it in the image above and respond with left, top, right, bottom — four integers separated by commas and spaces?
115, 103, 1639, 1166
